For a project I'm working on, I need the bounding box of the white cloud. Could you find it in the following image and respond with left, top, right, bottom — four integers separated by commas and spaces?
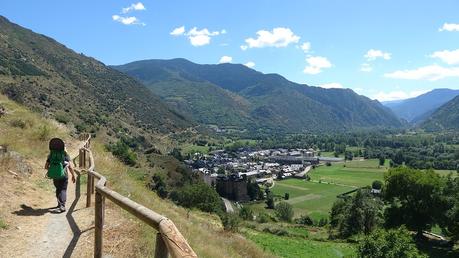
320, 83, 343, 89
219, 56, 232, 64
373, 90, 429, 102
384, 64, 459, 81
241, 27, 300, 49
365, 49, 391, 61
122, 2, 146, 13
244, 61, 255, 68
360, 63, 373, 72
303, 56, 332, 74
430, 49, 459, 65
112, 15, 145, 26
300, 42, 311, 53
171, 27, 224, 47
170, 26, 185, 36
187, 27, 221, 46
439, 23, 459, 32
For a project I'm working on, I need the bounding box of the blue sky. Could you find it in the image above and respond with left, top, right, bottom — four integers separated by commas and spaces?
1, 0, 459, 101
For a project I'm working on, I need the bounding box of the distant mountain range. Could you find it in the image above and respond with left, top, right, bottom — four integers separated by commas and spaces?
0, 16, 190, 137
421, 95, 459, 131
113, 59, 402, 132
382, 89, 459, 123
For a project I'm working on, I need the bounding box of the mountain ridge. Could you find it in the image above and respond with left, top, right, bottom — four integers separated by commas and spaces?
382, 88, 459, 123
422, 95, 459, 131
0, 15, 191, 137
113, 58, 402, 132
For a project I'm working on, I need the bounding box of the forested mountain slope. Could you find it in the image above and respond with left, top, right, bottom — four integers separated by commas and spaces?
383, 89, 459, 123
422, 95, 459, 131
0, 16, 191, 137
114, 58, 402, 132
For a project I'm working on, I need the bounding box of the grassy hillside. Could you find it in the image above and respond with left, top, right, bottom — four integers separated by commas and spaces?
383, 89, 459, 123
422, 95, 459, 131
0, 93, 272, 257
114, 58, 402, 133
0, 16, 191, 140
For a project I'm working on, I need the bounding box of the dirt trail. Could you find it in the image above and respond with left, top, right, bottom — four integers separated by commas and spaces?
0, 141, 95, 258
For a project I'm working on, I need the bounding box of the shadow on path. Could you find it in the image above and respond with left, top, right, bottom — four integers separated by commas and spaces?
12, 204, 59, 216
63, 172, 92, 258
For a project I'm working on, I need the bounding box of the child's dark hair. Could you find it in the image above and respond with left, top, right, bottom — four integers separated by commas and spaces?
49, 138, 65, 151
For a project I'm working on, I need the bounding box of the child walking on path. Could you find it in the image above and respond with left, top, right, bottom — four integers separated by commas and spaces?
45, 138, 76, 213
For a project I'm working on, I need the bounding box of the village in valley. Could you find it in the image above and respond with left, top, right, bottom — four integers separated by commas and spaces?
184, 147, 343, 202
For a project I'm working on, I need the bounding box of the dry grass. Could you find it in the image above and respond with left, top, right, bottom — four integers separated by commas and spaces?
0, 94, 271, 257
91, 137, 274, 257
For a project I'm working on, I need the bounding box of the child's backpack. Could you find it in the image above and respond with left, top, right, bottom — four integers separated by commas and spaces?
47, 138, 66, 179
47, 150, 66, 179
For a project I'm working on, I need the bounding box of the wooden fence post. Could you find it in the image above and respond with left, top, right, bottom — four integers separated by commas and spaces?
86, 174, 92, 208
154, 233, 169, 258
95, 191, 105, 258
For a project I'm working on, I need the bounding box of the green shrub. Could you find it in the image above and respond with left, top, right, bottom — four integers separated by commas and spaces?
172, 182, 222, 213
239, 206, 254, 221
0, 218, 8, 230
262, 226, 289, 236
358, 227, 426, 258
9, 119, 26, 129
36, 124, 51, 141
220, 213, 240, 232
257, 212, 270, 223
55, 111, 70, 124
275, 201, 294, 222
107, 140, 137, 166
295, 215, 314, 226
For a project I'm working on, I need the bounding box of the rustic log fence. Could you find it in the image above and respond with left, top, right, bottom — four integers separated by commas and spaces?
74, 134, 197, 258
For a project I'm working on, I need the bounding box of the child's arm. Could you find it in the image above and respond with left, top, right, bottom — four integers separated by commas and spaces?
68, 162, 76, 183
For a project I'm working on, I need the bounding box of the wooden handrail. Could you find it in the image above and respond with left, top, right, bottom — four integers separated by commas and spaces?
75, 135, 197, 258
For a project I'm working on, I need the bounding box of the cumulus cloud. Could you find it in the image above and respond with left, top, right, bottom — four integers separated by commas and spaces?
122, 2, 146, 13
244, 61, 255, 68
112, 15, 145, 26
171, 26, 224, 46
365, 49, 391, 61
300, 42, 311, 53
241, 27, 300, 49
384, 65, 459, 81
360, 63, 373, 72
303, 56, 332, 74
219, 56, 232, 64
320, 83, 344, 89
439, 23, 459, 32
113, 2, 146, 26
170, 26, 185, 36
430, 49, 459, 65
373, 90, 429, 102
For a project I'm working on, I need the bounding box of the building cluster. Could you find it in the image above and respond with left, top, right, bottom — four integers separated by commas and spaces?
185, 148, 321, 201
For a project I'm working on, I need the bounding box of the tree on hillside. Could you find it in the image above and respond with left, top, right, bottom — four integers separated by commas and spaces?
438, 175, 459, 240
171, 182, 222, 213
358, 227, 427, 258
384, 167, 443, 236
265, 189, 275, 209
345, 151, 353, 161
275, 201, 294, 222
330, 189, 384, 238
379, 156, 385, 167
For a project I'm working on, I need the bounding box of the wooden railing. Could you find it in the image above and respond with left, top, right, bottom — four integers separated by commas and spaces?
75, 134, 197, 258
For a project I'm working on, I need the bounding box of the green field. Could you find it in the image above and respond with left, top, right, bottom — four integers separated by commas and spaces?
244, 229, 356, 258
247, 160, 387, 220
310, 160, 386, 187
